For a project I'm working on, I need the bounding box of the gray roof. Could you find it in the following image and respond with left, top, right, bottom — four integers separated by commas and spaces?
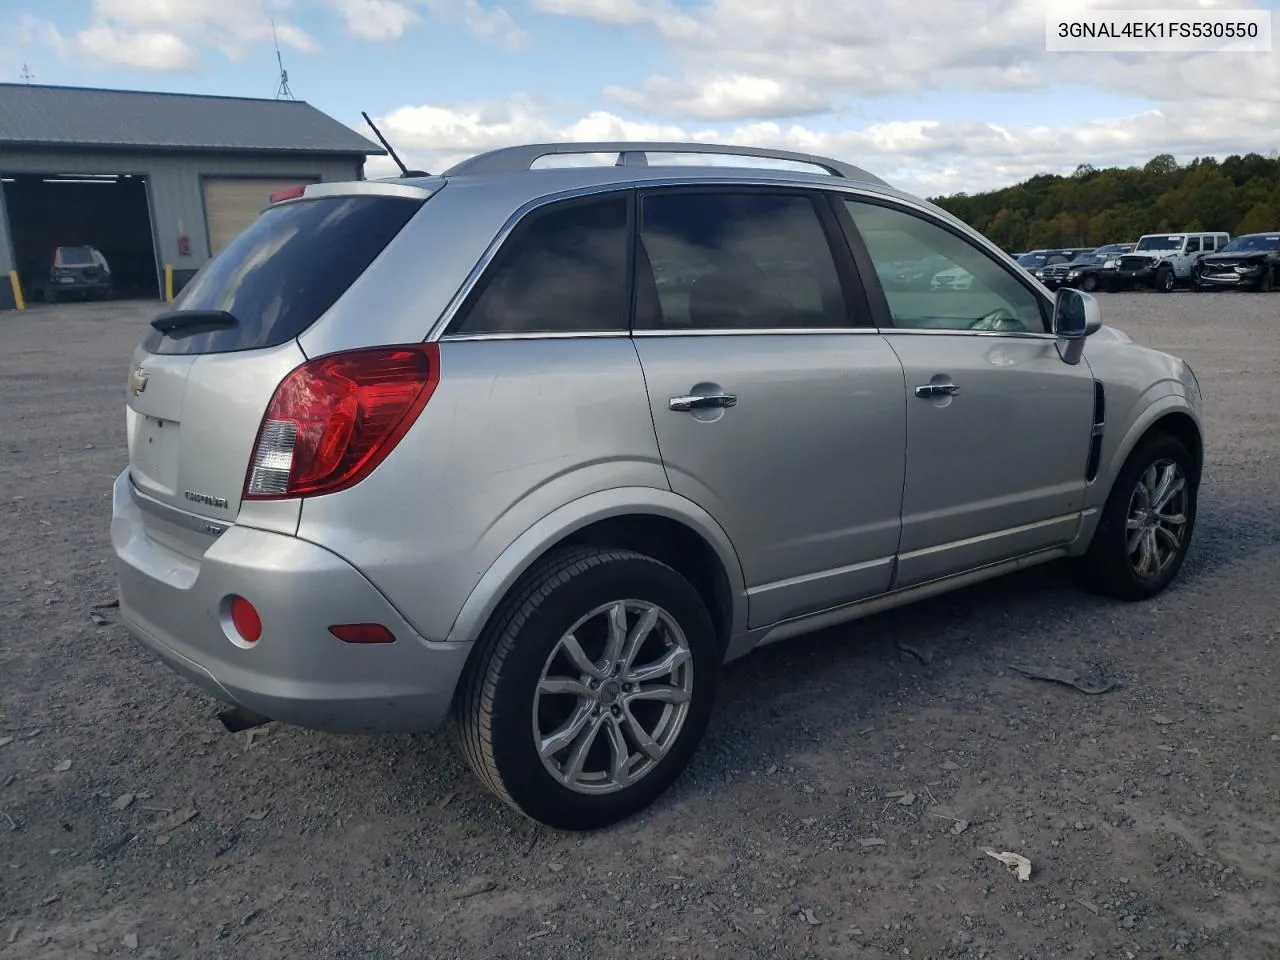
0, 83, 384, 157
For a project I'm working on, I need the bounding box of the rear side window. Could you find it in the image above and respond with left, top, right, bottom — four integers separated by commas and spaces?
449, 195, 630, 335
143, 195, 423, 355
635, 191, 850, 331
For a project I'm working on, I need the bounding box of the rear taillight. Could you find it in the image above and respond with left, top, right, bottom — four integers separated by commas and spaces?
243, 344, 439, 500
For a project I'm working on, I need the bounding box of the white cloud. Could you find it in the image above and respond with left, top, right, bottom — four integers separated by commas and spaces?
329, 0, 421, 41
604, 74, 831, 121
534, 0, 1279, 110
20, 0, 319, 72
74, 22, 200, 70
360, 94, 1280, 196
420, 0, 528, 50
326, 0, 527, 46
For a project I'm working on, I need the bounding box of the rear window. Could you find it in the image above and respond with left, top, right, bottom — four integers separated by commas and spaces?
57, 247, 96, 266
143, 194, 423, 355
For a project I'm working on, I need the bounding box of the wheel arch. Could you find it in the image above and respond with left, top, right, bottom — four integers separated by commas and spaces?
1099, 396, 1203, 501
444, 487, 747, 657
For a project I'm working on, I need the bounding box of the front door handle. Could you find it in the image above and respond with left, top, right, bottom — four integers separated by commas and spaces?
669, 393, 738, 412
915, 382, 960, 398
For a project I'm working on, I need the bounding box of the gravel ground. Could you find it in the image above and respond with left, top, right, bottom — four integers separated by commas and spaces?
1, 291, 1278, 960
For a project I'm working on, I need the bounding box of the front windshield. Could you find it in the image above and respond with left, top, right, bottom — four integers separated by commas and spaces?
1220, 235, 1280, 253
1135, 235, 1183, 252
1069, 252, 1103, 265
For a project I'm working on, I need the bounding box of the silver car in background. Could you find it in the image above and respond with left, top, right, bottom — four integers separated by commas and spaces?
112, 142, 1204, 830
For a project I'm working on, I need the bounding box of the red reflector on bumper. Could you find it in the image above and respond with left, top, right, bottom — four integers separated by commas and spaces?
230, 596, 262, 644
328, 624, 396, 644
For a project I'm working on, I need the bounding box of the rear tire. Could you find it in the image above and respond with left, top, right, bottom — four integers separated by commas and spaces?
1074, 431, 1197, 601
455, 546, 719, 830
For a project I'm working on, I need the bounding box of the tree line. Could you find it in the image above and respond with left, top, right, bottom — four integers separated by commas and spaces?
929, 152, 1280, 252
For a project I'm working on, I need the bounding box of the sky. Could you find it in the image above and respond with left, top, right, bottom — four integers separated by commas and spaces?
5, 0, 1279, 197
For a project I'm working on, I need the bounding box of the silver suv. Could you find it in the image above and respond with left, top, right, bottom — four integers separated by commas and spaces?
112, 141, 1204, 830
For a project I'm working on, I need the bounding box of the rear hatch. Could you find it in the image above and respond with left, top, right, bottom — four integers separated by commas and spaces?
53, 246, 106, 286
125, 185, 431, 558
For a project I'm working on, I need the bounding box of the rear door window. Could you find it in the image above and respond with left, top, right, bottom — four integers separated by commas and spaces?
143, 194, 424, 356
448, 195, 631, 336
634, 190, 854, 331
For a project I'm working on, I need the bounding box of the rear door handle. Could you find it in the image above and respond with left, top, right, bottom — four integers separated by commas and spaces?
669, 393, 738, 412
915, 382, 960, 398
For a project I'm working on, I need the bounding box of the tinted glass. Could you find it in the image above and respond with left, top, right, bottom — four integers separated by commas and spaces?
1184, 237, 1201, 253
58, 247, 95, 265
844, 199, 1046, 333
143, 195, 423, 356
1222, 234, 1280, 252
1136, 235, 1183, 251
451, 196, 629, 335
635, 191, 849, 331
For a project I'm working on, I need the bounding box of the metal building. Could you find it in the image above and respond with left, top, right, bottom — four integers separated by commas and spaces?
0, 83, 384, 310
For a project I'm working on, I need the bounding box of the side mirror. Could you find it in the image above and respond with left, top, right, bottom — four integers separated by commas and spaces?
1052, 287, 1102, 365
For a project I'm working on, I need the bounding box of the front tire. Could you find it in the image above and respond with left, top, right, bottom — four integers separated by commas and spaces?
1081, 274, 1098, 293
455, 546, 719, 830
1260, 269, 1274, 293
1075, 432, 1197, 601
1156, 264, 1175, 293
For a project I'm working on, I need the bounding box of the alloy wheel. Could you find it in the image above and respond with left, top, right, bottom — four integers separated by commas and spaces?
533, 600, 693, 795
1125, 459, 1189, 579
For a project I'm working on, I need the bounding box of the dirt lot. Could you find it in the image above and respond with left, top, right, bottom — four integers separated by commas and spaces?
1, 292, 1278, 959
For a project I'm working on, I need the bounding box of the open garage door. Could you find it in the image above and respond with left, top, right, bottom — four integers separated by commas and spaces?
2, 173, 161, 302
202, 177, 319, 256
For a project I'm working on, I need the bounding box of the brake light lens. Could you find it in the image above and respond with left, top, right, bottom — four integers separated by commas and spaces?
244, 344, 439, 500
269, 185, 307, 203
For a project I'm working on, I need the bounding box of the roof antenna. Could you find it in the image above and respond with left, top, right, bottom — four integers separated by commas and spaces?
361, 110, 430, 178
20, 63, 35, 84
272, 20, 295, 100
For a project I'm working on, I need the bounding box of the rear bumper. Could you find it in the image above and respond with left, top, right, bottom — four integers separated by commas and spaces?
111, 470, 471, 734
50, 278, 111, 292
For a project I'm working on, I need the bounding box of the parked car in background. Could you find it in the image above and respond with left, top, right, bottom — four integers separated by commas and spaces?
930, 263, 973, 290
111, 140, 1205, 830
1038, 243, 1135, 292
44, 245, 113, 302
1113, 232, 1229, 292
1192, 232, 1280, 292
1016, 248, 1093, 273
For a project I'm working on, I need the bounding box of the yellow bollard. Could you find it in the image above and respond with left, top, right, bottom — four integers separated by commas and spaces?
164, 264, 174, 302
8, 271, 23, 310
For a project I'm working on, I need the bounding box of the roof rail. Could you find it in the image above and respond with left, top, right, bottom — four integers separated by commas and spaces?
440, 141, 888, 186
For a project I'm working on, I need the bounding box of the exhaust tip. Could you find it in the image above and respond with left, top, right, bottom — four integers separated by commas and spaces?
217, 706, 272, 733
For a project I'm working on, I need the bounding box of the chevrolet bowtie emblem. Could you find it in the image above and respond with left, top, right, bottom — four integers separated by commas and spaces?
129, 368, 149, 397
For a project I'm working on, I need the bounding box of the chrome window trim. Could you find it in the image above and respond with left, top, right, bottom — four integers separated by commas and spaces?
878, 328, 1058, 340
438, 327, 1056, 343
423, 174, 1050, 343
